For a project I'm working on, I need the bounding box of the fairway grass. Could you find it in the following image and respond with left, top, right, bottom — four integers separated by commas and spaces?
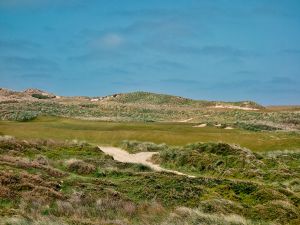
0, 116, 299, 152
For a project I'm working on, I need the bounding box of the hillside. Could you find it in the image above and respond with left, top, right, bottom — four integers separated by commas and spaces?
0, 137, 299, 224
0, 88, 56, 102
0, 89, 299, 225
0, 88, 263, 109
0, 88, 299, 131
102, 91, 201, 105
101, 91, 264, 109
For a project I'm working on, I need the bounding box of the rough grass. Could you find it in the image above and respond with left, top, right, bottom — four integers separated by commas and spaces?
0, 138, 299, 224
0, 96, 299, 130
65, 159, 96, 175
145, 141, 300, 188
0, 117, 299, 152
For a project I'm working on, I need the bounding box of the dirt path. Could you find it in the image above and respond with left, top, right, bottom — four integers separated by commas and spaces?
98, 146, 195, 178
178, 118, 194, 122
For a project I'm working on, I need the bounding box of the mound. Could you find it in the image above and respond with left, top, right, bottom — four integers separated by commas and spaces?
23, 88, 56, 99
102, 91, 264, 110
103, 91, 200, 106
0, 88, 56, 102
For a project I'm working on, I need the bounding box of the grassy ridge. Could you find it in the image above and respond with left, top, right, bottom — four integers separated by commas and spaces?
108, 92, 264, 109
1, 96, 299, 131
0, 116, 299, 151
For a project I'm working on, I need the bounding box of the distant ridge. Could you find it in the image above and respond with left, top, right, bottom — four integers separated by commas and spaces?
0, 88, 56, 101
0, 88, 264, 110
102, 91, 264, 110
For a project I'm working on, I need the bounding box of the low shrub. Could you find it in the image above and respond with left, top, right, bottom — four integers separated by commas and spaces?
165, 207, 252, 225
133, 163, 152, 172
235, 122, 280, 131
12, 112, 38, 122
65, 159, 96, 175
121, 140, 168, 153
31, 94, 52, 99
34, 155, 49, 166
199, 199, 244, 215
79, 103, 98, 108
254, 200, 300, 223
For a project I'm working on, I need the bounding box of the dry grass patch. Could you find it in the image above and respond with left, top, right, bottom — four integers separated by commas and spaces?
164, 207, 254, 225
254, 200, 300, 224
0, 155, 66, 177
65, 159, 96, 175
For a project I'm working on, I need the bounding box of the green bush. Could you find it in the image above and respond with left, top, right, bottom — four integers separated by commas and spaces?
235, 122, 280, 131
32, 93, 52, 99
79, 103, 98, 108
13, 112, 38, 122
133, 163, 152, 172
65, 159, 96, 175
121, 140, 168, 153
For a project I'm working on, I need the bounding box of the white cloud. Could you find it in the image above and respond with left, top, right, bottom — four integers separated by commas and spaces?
94, 33, 124, 49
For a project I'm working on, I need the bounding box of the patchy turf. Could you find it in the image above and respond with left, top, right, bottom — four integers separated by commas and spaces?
0, 116, 299, 152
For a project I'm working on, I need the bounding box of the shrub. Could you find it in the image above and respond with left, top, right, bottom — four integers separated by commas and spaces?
79, 103, 98, 108
199, 199, 244, 215
121, 140, 168, 153
65, 159, 96, 175
13, 112, 38, 122
235, 122, 280, 131
133, 163, 152, 172
34, 155, 49, 166
0, 100, 19, 104
166, 208, 251, 225
254, 200, 300, 223
31, 94, 52, 99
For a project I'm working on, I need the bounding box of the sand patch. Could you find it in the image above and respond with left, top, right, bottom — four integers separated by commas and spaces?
179, 118, 193, 123
98, 146, 195, 178
210, 105, 259, 111
193, 123, 207, 128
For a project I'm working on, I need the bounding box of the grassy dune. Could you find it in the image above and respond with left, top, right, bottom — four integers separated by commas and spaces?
0, 116, 299, 152
0, 138, 299, 224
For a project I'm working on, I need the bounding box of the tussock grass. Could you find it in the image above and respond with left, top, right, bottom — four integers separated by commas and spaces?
65, 159, 96, 175
148, 141, 300, 189
0, 138, 299, 224
164, 207, 268, 225
0, 94, 299, 130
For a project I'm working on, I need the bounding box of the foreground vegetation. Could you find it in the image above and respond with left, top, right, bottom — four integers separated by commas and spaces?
0, 116, 300, 152
0, 137, 299, 224
0, 91, 299, 224
123, 141, 300, 188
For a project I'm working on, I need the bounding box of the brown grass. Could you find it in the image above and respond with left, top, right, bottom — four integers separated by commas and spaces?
65, 159, 96, 175
0, 171, 64, 202
0, 155, 66, 177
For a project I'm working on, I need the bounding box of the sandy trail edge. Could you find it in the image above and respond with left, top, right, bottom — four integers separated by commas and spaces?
98, 146, 195, 178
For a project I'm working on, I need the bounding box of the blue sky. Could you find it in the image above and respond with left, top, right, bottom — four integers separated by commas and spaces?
0, 0, 299, 105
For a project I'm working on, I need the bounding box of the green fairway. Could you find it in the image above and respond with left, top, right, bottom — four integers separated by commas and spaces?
0, 116, 299, 152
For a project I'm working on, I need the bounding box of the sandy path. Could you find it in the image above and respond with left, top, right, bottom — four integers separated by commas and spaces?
98, 146, 195, 178
178, 118, 194, 122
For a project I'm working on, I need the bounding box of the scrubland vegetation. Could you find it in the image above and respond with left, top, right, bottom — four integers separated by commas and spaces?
0, 137, 299, 224
124, 141, 300, 188
0, 91, 299, 224
0, 91, 299, 131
